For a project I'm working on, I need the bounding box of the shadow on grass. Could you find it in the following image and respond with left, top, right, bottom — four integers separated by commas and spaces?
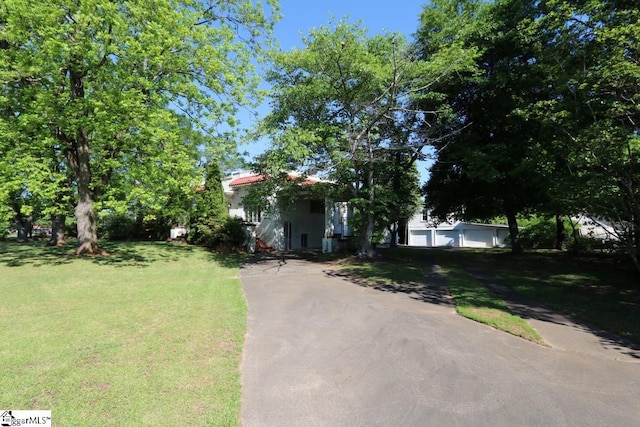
0, 240, 75, 267
430, 248, 640, 360
0, 240, 204, 268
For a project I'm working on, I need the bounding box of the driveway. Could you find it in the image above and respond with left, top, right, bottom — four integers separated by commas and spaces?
240, 254, 640, 426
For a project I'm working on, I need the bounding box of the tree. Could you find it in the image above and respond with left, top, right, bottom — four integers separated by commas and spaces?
418, 0, 551, 253
530, 0, 640, 268
189, 160, 229, 246
374, 153, 422, 247
0, 0, 278, 255
258, 20, 477, 257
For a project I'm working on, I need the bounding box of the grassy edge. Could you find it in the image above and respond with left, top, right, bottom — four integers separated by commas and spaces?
439, 263, 547, 346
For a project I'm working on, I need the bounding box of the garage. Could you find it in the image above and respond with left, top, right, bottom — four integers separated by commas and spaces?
435, 230, 460, 247
410, 230, 432, 246
463, 229, 495, 248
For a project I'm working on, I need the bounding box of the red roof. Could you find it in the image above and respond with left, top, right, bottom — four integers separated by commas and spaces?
229, 173, 319, 187
228, 174, 269, 186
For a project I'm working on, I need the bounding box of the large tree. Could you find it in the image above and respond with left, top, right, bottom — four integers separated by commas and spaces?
258, 20, 476, 257
530, 0, 640, 267
0, 0, 278, 255
418, 0, 551, 253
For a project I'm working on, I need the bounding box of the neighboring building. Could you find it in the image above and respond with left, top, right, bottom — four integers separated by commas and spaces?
573, 214, 619, 241
406, 206, 510, 248
222, 171, 353, 252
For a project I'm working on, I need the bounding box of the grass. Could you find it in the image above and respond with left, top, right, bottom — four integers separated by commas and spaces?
438, 249, 640, 344
341, 247, 544, 344
435, 261, 546, 345
379, 247, 640, 345
0, 241, 247, 426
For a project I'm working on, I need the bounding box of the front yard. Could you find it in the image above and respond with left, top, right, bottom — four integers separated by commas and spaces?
0, 241, 246, 426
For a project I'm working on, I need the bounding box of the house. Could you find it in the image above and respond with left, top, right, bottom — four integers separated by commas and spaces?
222, 171, 353, 252
405, 207, 510, 248
573, 214, 619, 241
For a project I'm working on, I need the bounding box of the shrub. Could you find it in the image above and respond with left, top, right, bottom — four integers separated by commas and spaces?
98, 213, 137, 241
188, 216, 246, 250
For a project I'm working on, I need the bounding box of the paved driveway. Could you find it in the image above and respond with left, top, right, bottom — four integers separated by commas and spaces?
240, 254, 640, 426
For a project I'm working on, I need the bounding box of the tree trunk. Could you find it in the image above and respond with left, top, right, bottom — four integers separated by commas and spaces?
398, 219, 407, 245
388, 223, 398, 247
14, 213, 28, 242
357, 146, 376, 258
357, 211, 376, 258
505, 208, 522, 253
555, 214, 566, 250
69, 128, 100, 255
48, 214, 67, 246
66, 66, 101, 256
75, 196, 99, 255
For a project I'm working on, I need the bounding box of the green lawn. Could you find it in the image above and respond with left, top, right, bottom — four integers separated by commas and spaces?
0, 241, 246, 426
435, 262, 545, 345
436, 249, 640, 344
380, 247, 640, 345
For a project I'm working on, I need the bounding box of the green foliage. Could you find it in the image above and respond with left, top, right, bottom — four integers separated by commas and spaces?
259, 18, 476, 255
98, 213, 137, 241
510, 217, 569, 250
189, 161, 247, 250
189, 216, 246, 250
97, 210, 171, 241
0, 0, 278, 253
421, 0, 551, 239
189, 161, 232, 247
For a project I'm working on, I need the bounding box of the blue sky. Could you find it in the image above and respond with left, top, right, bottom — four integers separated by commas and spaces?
240, 0, 431, 181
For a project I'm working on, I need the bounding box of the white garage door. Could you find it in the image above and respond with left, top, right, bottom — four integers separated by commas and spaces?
410, 230, 432, 247
464, 229, 495, 248
436, 231, 459, 247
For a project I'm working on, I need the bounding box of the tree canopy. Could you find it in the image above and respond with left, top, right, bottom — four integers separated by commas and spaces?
419, 0, 640, 265
256, 19, 477, 256
0, 0, 278, 254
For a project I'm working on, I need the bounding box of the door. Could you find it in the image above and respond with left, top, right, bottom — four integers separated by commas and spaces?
284, 221, 292, 250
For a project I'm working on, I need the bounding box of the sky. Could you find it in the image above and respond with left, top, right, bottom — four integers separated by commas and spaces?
239, 0, 432, 182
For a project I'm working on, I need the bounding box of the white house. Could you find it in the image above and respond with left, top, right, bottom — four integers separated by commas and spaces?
406, 207, 510, 248
573, 214, 619, 241
222, 171, 353, 252
223, 171, 513, 250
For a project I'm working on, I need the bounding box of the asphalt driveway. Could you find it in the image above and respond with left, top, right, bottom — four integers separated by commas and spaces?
240, 254, 640, 426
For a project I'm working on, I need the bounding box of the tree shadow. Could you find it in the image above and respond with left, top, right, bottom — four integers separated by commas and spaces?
465, 266, 640, 360
0, 241, 75, 267
322, 257, 455, 307
0, 240, 203, 268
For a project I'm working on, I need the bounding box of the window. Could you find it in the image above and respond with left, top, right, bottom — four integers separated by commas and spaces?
300, 233, 308, 248
421, 206, 429, 222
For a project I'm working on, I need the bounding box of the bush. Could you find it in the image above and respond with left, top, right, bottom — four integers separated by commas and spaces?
517, 218, 557, 249
504, 216, 574, 250
188, 216, 246, 250
98, 213, 137, 241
